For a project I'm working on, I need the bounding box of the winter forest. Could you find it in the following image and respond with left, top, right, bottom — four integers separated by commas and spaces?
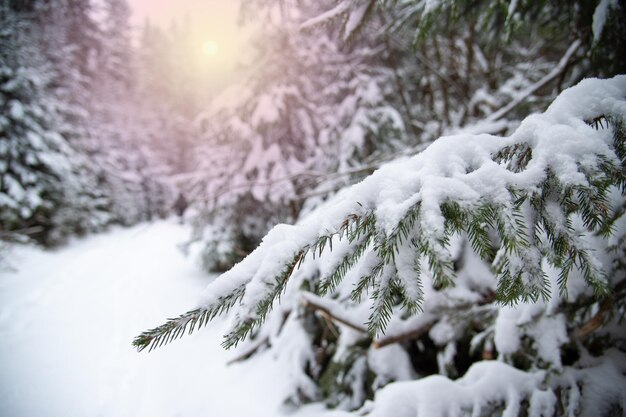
1, 0, 626, 416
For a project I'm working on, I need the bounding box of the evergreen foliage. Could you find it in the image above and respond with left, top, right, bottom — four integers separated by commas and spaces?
0, 2, 111, 244
185, 0, 411, 272
5, 0, 623, 414
135, 72, 626, 415
134, 2, 626, 414
1, 0, 176, 245
136, 76, 626, 348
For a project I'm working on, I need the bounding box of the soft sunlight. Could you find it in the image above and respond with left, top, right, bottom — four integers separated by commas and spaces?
5, 0, 625, 416
202, 40, 219, 57
128, 0, 245, 93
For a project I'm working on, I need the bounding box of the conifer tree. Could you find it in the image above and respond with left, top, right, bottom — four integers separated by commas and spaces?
136, 74, 626, 415
135, 1, 626, 415
186, 0, 416, 271
0, 0, 112, 244
1, 0, 173, 244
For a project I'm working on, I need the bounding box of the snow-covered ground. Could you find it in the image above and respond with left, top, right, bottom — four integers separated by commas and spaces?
0, 220, 324, 417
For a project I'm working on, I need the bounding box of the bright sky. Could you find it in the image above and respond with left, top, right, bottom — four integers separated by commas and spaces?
127, 0, 239, 31
127, 0, 246, 95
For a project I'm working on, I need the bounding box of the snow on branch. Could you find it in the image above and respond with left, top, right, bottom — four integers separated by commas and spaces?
593, 0, 619, 43
330, 361, 556, 417
329, 352, 626, 417
300, 0, 376, 42
300, 1, 352, 31
134, 76, 626, 352
485, 39, 582, 122
301, 292, 368, 334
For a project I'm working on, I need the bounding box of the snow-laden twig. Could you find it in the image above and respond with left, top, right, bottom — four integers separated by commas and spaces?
300, 0, 351, 31
485, 39, 582, 122
301, 292, 368, 333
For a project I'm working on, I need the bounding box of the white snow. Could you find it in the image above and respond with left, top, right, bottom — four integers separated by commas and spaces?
592, 0, 618, 43
9, 99, 25, 119
423, 0, 442, 15
368, 344, 415, 388
338, 361, 550, 417
0, 220, 314, 417
343, 1, 371, 41
300, 0, 351, 31
507, 0, 519, 19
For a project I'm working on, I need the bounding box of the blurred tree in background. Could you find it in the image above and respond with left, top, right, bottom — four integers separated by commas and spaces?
0, 0, 180, 244
185, 0, 625, 271
2, 1, 626, 414
136, 1, 626, 416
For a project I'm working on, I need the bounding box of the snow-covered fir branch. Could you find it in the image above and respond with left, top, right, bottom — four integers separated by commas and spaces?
135, 75, 626, 352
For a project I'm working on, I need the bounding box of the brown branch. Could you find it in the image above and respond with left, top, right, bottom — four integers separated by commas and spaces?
301, 296, 368, 334
302, 291, 498, 350
301, 294, 435, 349
373, 294, 497, 348
302, 294, 436, 349
578, 279, 626, 339
319, 311, 340, 338
372, 321, 435, 349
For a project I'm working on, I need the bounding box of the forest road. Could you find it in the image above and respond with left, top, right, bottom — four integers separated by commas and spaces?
0, 220, 319, 417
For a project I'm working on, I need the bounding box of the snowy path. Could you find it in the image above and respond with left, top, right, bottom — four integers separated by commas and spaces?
0, 220, 323, 417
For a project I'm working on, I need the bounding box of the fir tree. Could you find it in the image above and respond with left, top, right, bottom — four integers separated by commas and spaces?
136, 75, 626, 415
134, 1, 626, 415
0, 0, 112, 244
1, 0, 174, 244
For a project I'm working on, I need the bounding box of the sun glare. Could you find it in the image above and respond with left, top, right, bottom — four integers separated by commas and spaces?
202, 40, 219, 57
